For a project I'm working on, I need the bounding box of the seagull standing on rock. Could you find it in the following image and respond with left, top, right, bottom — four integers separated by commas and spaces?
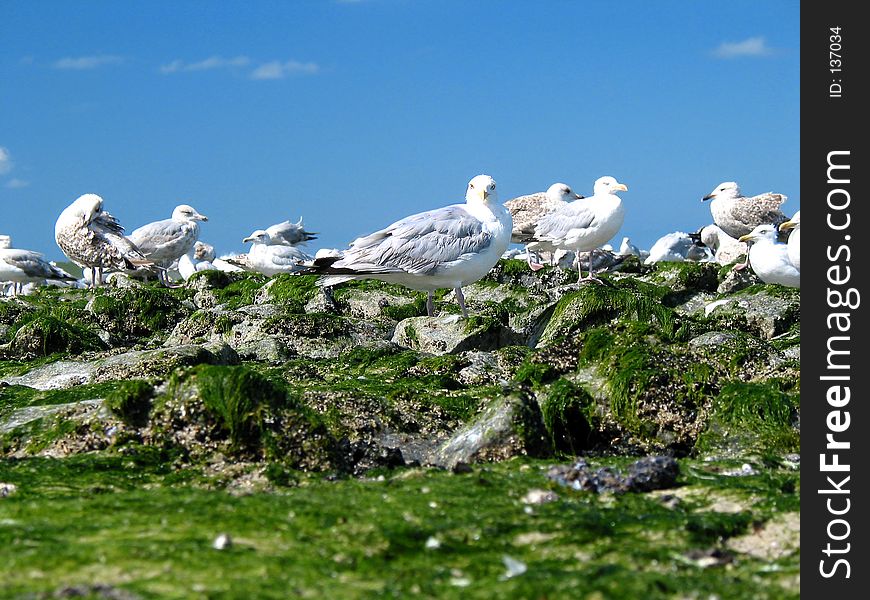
521, 176, 628, 281
504, 182, 582, 268
0, 248, 78, 295
242, 230, 313, 276
129, 204, 208, 286
55, 193, 153, 288
305, 174, 511, 318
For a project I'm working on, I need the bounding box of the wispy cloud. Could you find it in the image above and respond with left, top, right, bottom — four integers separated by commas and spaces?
712, 36, 774, 59
250, 60, 320, 80
53, 55, 125, 70
0, 147, 12, 175
160, 55, 251, 74
4, 178, 29, 189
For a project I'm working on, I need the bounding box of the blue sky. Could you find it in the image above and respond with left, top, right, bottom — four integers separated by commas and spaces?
1, 0, 799, 262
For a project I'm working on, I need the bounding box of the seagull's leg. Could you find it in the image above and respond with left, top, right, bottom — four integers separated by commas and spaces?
574, 253, 584, 283
455, 287, 469, 318
426, 292, 435, 317
525, 246, 545, 271
91, 267, 98, 288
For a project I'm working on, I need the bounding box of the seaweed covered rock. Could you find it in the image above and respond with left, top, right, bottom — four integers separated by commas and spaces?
392, 315, 523, 355
146, 364, 336, 470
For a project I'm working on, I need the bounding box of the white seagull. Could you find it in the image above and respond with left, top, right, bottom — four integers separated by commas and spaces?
739, 224, 800, 288
55, 193, 152, 288
698, 224, 748, 266
644, 231, 712, 264
129, 204, 208, 286
504, 182, 582, 268
522, 176, 628, 281
778, 210, 800, 271
242, 229, 313, 276
0, 248, 78, 295
178, 241, 217, 280
308, 174, 511, 317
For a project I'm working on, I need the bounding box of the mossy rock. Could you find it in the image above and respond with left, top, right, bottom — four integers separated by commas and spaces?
538, 377, 595, 455
6, 314, 106, 357
87, 286, 192, 340
148, 364, 335, 470
103, 380, 154, 427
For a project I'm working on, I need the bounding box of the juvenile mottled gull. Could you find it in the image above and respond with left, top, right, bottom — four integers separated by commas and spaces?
0, 248, 77, 295
55, 193, 152, 288
521, 176, 627, 281
306, 174, 511, 317
778, 210, 800, 271
702, 181, 787, 239
505, 182, 582, 267
242, 230, 313, 276
739, 224, 800, 288
129, 204, 208, 286
698, 224, 748, 266
265, 218, 318, 247
178, 241, 217, 280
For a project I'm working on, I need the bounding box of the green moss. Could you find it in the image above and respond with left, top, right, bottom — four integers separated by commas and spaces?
650, 261, 719, 292
382, 295, 428, 320
685, 510, 754, 545
7, 312, 106, 356
206, 273, 269, 309
539, 377, 594, 454
514, 359, 559, 389
267, 274, 319, 313
264, 312, 350, 338
104, 380, 154, 427
88, 286, 191, 339
500, 258, 534, 277
697, 380, 800, 454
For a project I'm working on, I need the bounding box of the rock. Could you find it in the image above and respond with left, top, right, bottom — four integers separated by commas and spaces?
431, 390, 548, 468
547, 456, 679, 494
392, 315, 522, 356
717, 266, 761, 294
703, 290, 799, 339
93, 343, 240, 382
1, 360, 95, 390
0, 482, 16, 497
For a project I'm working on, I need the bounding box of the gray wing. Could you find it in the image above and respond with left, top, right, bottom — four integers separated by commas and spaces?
526, 201, 597, 243
129, 219, 196, 257
94, 210, 125, 235
266, 220, 317, 246
733, 194, 788, 231
1, 249, 76, 281
337, 204, 492, 275
268, 244, 313, 265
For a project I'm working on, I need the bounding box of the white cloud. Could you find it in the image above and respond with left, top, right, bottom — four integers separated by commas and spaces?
0, 147, 12, 175
160, 55, 251, 74
53, 55, 124, 70
251, 60, 320, 80
712, 36, 774, 59
4, 178, 29, 189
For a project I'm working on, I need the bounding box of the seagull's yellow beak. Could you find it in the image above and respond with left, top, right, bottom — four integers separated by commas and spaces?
615, 183, 628, 192
738, 233, 753, 243
481, 189, 489, 202
779, 219, 796, 231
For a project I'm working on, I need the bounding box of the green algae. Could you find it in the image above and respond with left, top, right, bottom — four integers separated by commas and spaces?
266, 273, 319, 313
103, 380, 155, 427
538, 377, 594, 455
88, 285, 192, 339
0, 456, 799, 599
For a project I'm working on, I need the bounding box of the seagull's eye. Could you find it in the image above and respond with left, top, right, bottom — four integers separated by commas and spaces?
469, 183, 474, 189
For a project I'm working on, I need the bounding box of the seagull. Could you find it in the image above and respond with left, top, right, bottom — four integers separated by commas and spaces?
178, 240, 217, 280
55, 193, 153, 288
616, 236, 641, 258
129, 204, 208, 286
505, 182, 582, 268
265, 218, 318, 247
242, 229, 313, 276
778, 210, 800, 271
306, 174, 511, 318
739, 224, 800, 288
702, 181, 787, 239
698, 224, 748, 266
521, 176, 627, 281
644, 231, 712, 264
0, 235, 11, 250
0, 248, 78, 295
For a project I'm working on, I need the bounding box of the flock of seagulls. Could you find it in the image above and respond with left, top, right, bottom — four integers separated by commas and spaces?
1, 175, 800, 302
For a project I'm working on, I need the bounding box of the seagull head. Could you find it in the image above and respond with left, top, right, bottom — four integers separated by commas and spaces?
738, 223, 778, 244
194, 241, 216, 261
779, 210, 801, 232
593, 176, 628, 196
243, 230, 270, 245
546, 182, 582, 202
702, 181, 740, 202
0, 235, 11, 249
466, 174, 498, 206
70, 193, 106, 224
173, 204, 208, 222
